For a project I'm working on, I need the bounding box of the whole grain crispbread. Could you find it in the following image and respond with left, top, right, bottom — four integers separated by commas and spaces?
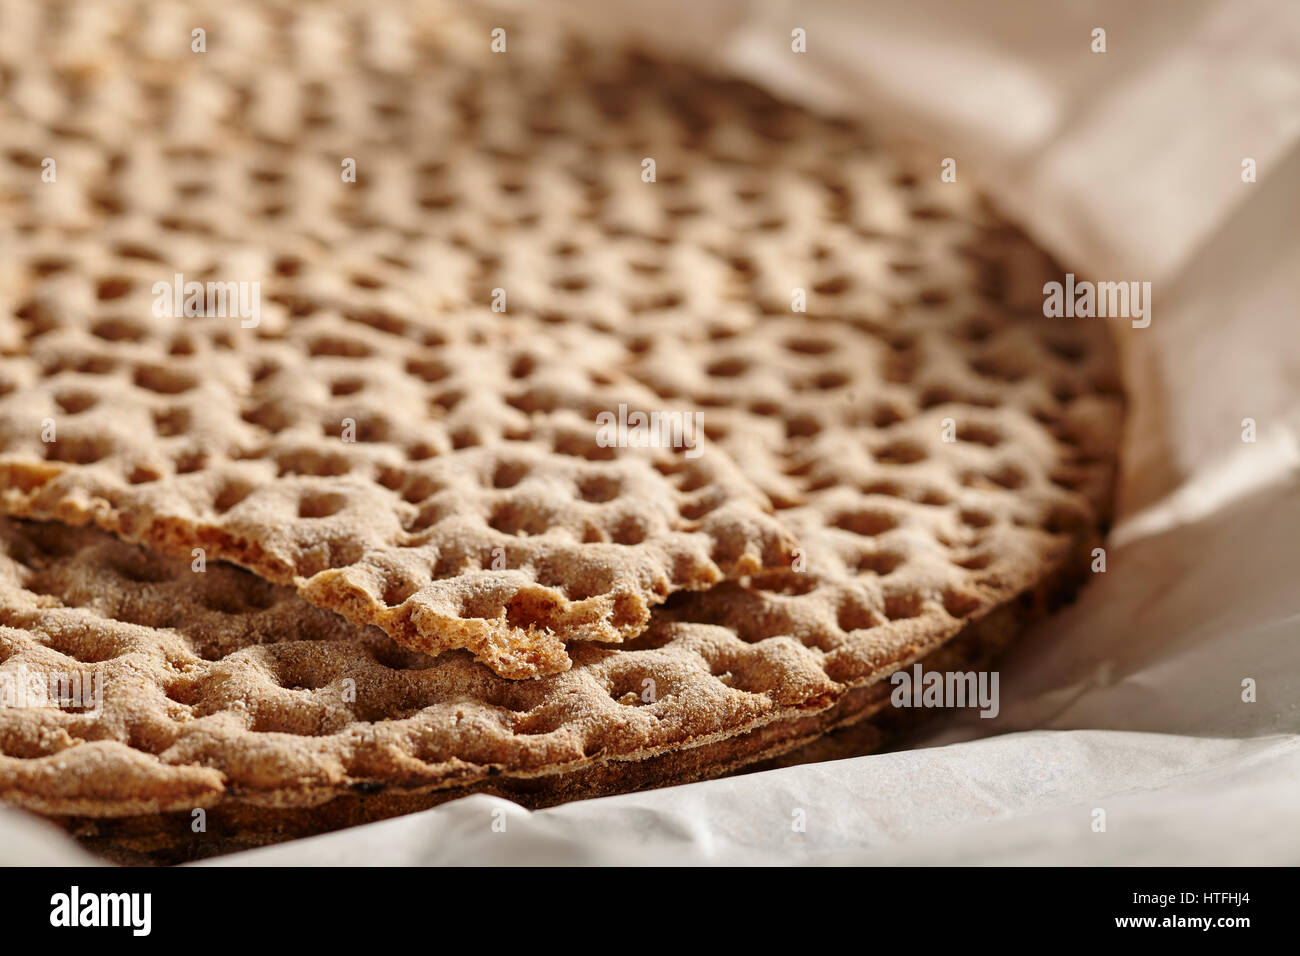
0, 0, 1125, 861
1, 512, 1094, 865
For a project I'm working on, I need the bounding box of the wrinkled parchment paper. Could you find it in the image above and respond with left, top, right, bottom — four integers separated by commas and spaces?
3, 0, 1298, 865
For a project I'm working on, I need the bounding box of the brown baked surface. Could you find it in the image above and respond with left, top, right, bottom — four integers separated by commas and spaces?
0, 0, 1125, 861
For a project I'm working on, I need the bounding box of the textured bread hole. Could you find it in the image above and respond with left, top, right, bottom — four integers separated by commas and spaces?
242, 402, 292, 434
512, 709, 568, 737
874, 440, 926, 465
706, 356, 749, 378
133, 365, 198, 394
252, 165, 286, 185
273, 256, 302, 277
859, 480, 903, 498
488, 501, 550, 537
833, 509, 897, 537
956, 552, 993, 570
55, 391, 98, 414
957, 423, 1002, 447
553, 433, 616, 461
510, 354, 537, 379
30, 257, 72, 277
299, 493, 346, 519
35, 627, 124, 664
214, 482, 253, 513
92, 191, 127, 215
813, 370, 850, 390
108, 553, 173, 584
309, 335, 372, 358
919, 386, 956, 409
750, 572, 818, 597
376, 466, 407, 491
450, 427, 480, 450
609, 671, 654, 706
268, 293, 319, 318
960, 509, 993, 529
401, 475, 442, 503
114, 242, 165, 262
871, 404, 905, 428
127, 465, 162, 484
419, 193, 456, 210
277, 451, 350, 478
323, 416, 389, 443
784, 414, 821, 439
158, 215, 214, 235
813, 275, 851, 296
249, 708, 340, 737
884, 593, 924, 620
44, 436, 109, 464
919, 488, 952, 506
431, 390, 463, 412
971, 354, 1027, 383
854, 551, 902, 575
150, 403, 189, 437
680, 494, 721, 520
943, 588, 983, 618
174, 450, 206, 473
345, 309, 405, 336
45, 355, 117, 376
202, 580, 276, 614
406, 357, 449, 383
611, 515, 648, 546
987, 465, 1026, 489
576, 473, 619, 503
553, 275, 589, 291
961, 317, 995, 342
95, 277, 132, 300
491, 460, 529, 489
382, 577, 420, 607
836, 600, 877, 632
330, 378, 365, 396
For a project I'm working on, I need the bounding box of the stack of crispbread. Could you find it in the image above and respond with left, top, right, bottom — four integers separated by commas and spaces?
0, 0, 1123, 862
